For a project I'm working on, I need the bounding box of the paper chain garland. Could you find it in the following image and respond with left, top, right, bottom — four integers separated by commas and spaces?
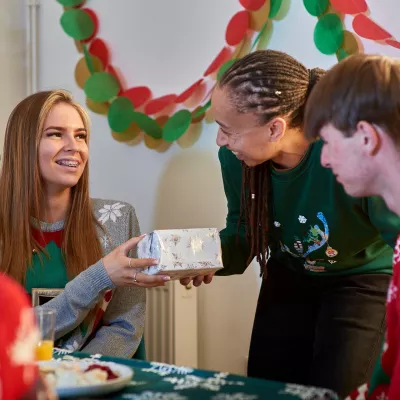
58, 0, 398, 147
57, 0, 281, 145
304, 0, 400, 59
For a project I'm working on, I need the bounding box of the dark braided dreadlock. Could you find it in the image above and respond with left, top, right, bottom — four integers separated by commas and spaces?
219, 50, 325, 277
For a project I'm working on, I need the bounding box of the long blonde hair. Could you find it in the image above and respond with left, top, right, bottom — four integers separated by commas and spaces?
0, 90, 103, 284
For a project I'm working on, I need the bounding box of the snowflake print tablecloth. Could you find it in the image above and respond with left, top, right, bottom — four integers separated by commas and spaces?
52, 350, 338, 400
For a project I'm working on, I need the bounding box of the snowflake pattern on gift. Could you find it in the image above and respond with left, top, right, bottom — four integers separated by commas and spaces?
211, 394, 258, 400
208, 230, 218, 240
171, 253, 184, 268
164, 372, 245, 392
188, 236, 204, 253
279, 383, 338, 400
142, 362, 194, 377
122, 392, 187, 400
298, 215, 307, 224
198, 261, 214, 268
170, 235, 181, 247
98, 203, 126, 225
274, 221, 281, 227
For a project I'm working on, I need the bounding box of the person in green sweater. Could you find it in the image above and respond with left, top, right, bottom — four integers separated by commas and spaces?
182, 50, 400, 396
0, 90, 169, 357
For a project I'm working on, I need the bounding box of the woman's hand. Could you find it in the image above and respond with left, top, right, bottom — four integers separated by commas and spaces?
102, 235, 170, 288
180, 273, 215, 287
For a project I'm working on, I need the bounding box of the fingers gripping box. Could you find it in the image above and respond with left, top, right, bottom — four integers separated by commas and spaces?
137, 228, 224, 280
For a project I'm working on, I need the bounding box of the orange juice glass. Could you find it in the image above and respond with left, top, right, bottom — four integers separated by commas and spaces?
34, 309, 56, 361
36, 340, 54, 361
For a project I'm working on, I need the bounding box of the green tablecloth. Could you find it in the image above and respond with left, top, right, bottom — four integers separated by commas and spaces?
53, 349, 339, 400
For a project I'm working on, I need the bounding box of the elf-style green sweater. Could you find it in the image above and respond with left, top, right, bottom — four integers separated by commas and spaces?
218, 141, 400, 276
27, 199, 145, 358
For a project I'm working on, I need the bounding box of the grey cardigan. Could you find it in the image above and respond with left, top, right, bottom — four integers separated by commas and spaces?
37, 198, 145, 358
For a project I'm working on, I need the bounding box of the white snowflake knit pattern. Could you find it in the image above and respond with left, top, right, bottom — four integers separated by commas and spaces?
298, 215, 307, 224
394, 235, 400, 264
387, 280, 398, 304
163, 372, 245, 392
121, 392, 187, 400
53, 347, 73, 356
279, 383, 337, 399
344, 383, 369, 400
142, 362, 194, 377
98, 203, 126, 225
211, 394, 258, 400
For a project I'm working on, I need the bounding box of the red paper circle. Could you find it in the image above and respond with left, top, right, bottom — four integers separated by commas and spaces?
89, 38, 109, 68
239, 0, 265, 12
145, 94, 177, 115
386, 40, 400, 49
226, 11, 250, 46
353, 14, 391, 40
81, 8, 99, 43
175, 79, 204, 103
330, 0, 367, 14
203, 47, 232, 77
121, 86, 152, 109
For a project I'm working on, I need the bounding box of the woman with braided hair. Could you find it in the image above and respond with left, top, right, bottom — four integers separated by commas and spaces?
181, 50, 400, 396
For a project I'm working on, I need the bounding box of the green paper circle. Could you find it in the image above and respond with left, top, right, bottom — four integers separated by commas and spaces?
269, 0, 284, 18
57, 0, 85, 6
217, 59, 236, 81
60, 9, 94, 40
303, 0, 329, 17
131, 112, 162, 139
336, 48, 349, 61
193, 100, 211, 118
108, 97, 134, 133
84, 72, 120, 102
314, 13, 344, 55
162, 110, 192, 142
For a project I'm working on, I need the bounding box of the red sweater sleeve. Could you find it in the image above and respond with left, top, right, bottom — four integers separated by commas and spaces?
0, 275, 39, 400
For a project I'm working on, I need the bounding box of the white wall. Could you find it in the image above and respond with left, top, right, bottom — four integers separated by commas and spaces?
4, 0, 399, 376
0, 0, 26, 156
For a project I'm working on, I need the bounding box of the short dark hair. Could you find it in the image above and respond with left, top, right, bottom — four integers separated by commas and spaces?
305, 53, 400, 146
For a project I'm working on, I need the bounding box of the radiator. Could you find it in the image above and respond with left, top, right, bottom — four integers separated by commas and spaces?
145, 280, 198, 368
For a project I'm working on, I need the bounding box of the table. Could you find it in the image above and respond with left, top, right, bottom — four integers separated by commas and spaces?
53, 349, 339, 400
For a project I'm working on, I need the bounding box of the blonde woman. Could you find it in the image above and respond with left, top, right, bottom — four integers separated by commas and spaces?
0, 90, 169, 357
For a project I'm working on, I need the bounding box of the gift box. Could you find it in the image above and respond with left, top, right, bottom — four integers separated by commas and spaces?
137, 228, 224, 279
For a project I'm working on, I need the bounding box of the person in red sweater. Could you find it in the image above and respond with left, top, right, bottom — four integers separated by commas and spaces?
0, 274, 55, 400
304, 53, 400, 399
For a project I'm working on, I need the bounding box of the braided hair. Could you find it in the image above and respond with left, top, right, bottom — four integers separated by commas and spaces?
219, 50, 325, 276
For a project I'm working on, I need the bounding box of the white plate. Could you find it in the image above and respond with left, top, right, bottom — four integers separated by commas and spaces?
38, 359, 134, 398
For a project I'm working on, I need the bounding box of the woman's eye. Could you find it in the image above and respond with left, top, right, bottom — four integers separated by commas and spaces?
47, 132, 62, 138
